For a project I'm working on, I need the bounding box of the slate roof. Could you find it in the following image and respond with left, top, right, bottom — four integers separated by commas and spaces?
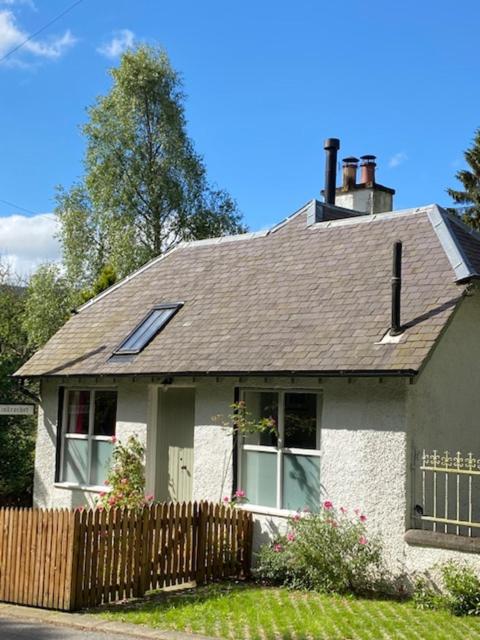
15, 203, 480, 378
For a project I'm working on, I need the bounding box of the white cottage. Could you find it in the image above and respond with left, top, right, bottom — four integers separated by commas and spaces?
15, 146, 480, 576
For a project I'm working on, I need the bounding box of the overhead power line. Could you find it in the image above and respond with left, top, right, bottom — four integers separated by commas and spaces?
0, 198, 39, 216
0, 0, 84, 64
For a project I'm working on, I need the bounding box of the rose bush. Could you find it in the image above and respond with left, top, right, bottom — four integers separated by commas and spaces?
96, 434, 153, 511
256, 501, 384, 594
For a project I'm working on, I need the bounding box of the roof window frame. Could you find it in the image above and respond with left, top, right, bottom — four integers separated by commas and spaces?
113, 302, 183, 355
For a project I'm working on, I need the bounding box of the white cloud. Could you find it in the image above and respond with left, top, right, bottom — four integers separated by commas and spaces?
0, 1, 36, 8
388, 152, 408, 169
0, 9, 76, 66
97, 29, 134, 59
0, 213, 60, 278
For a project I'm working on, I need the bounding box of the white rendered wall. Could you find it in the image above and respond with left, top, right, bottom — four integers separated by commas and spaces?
403, 291, 480, 573
192, 381, 235, 503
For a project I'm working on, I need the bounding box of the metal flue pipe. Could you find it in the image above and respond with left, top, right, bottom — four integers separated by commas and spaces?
390, 241, 403, 336
323, 138, 340, 205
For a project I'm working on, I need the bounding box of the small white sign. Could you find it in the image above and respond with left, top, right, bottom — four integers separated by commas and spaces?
0, 404, 35, 416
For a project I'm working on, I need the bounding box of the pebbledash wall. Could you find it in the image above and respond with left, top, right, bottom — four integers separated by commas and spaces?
33, 290, 480, 576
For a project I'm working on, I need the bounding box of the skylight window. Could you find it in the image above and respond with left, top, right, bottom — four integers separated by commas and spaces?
115, 303, 182, 355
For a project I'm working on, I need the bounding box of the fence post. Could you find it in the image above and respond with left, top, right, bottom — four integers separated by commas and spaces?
65, 509, 81, 611
195, 502, 207, 584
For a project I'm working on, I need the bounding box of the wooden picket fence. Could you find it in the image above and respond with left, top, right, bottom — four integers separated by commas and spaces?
0, 501, 253, 611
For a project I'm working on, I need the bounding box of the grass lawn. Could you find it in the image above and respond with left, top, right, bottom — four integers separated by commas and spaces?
98, 581, 480, 639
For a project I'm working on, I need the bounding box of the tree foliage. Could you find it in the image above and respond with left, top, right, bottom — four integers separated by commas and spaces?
0, 262, 36, 501
22, 263, 73, 350
56, 45, 245, 285
448, 128, 480, 229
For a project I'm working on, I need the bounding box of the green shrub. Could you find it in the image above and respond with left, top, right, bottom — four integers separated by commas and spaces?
256, 502, 384, 594
414, 562, 480, 616
442, 562, 480, 616
412, 577, 444, 611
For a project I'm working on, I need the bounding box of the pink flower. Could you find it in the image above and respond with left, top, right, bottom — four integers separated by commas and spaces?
99, 491, 106, 498
108, 497, 116, 506
287, 532, 296, 542
340, 506, 347, 514
145, 494, 154, 502
111, 435, 117, 444
121, 478, 128, 485
302, 506, 311, 513
359, 514, 367, 522
273, 543, 283, 553
359, 536, 367, 545
104, 480, 110, 486
76, 506, 84, 512
293, 513, 301, 522
354, 508, 360, 516
323, 500, 333, 510
97, 506, 104, 512
234, 489, 246, 499
223, 496, 230, 503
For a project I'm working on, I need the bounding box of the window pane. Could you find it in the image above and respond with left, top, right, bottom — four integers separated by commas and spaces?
284, 393, 318, 449
282, 453, 320, 512
119, 307, 176, 353
90, 440, 113, 486
66, 390, 91, 434
62, 439, 88, 484
241, 450, 277, 508
242, 391, 278, 447
94, 390, 117, 436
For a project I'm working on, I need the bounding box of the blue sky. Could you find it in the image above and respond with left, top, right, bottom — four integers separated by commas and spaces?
0, 0, 479, 274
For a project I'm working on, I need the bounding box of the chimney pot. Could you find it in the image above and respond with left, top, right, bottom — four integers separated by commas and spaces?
342, 156, 359, 191
360, 154, 376, 184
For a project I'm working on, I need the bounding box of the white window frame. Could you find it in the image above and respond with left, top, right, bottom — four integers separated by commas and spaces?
237, 388, 322, 512
59, 388, 117, 490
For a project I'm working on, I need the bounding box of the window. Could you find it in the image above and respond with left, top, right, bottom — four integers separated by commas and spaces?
61, 389, 117, 487
115, 303, 182, 355
239, 390, 321, 512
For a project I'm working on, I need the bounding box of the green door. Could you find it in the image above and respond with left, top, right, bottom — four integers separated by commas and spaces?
156, 388, 195, 502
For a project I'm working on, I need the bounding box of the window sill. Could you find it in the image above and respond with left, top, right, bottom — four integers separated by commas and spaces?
405, 529, 480, 554
54, 482, 111, 494
237, 504, 300, 518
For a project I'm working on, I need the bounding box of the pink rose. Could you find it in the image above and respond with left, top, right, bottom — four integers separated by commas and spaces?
287, 532, 296, 542
108, 497, 116, 506
323, 500, 333, 510
234, 489, 246, 499
146, 494, 154, 502
99, 491, 106, 498
97, 506, 104, 512
273, 543, 283, 553
111, 435, 117, 444
359, 514, 367, 522
340, 506, 347, 514
354, 508, 360, 516
223, 496, 230, 503
293, 513, 301, 522
359, 536, 367, 545
76, 506, 84, 512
